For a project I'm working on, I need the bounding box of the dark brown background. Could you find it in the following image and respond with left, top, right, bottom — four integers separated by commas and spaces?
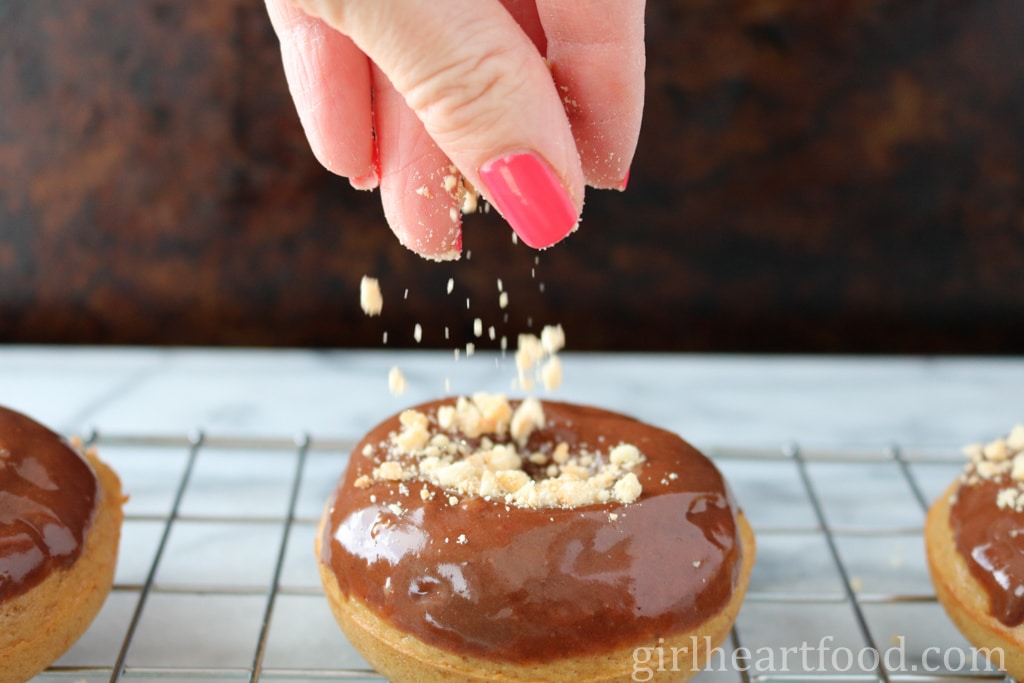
2, 0, 1023, 352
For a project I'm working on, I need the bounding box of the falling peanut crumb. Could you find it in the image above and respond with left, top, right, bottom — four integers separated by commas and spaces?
359, 276, 383, 316
388, 366, 407, 396
541, 357, 562, 391
515, 325, 566, 392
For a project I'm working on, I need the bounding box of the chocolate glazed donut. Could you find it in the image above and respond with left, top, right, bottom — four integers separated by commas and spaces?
926, 425, 1024, 681
0, 406, 124, 683
318, 397, 755, 682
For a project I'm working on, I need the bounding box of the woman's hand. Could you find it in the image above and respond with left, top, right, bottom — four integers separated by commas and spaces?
265, 0, 645, 259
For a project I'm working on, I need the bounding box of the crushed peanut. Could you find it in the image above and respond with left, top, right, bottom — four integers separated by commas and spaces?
357, 394, 645, 510
959, 424, 1024, 512
388, 366, 407, 396
515, 325, 566, 392
359, 276, 383, 316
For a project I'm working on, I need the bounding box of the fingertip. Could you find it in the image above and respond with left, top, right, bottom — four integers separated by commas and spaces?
539, 0, 645, 191
387, 207, 464, 262
349, 157, 381, 190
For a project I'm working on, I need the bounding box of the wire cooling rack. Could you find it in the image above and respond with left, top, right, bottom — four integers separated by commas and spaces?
30, 432, 1018, 683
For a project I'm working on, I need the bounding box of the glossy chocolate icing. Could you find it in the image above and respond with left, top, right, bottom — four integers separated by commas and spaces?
951, 478, 1024, 626
0, 406, 98, 601
321, 399, 743, 663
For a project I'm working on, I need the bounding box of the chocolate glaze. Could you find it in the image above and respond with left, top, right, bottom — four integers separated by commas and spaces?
0, 406, 99, 601
951, 479, 1024, 626
321, 400, 743, 663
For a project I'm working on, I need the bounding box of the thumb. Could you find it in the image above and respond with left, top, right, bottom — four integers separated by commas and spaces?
293, 0, 584, 249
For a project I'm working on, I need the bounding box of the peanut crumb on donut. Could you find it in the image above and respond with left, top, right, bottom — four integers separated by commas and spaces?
375, 461, 406, 481
959, 424, 1024, 511
362, 393, 645, 510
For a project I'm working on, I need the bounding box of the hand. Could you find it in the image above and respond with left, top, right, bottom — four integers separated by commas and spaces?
265, 0, 645, 260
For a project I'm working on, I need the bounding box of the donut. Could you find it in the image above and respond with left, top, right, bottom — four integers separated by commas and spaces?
317, 394, 755, 682
0, 406, 124, 683
925, 424, 1024, 679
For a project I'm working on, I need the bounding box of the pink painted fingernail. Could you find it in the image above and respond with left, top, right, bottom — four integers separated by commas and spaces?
479, 152, 578, 249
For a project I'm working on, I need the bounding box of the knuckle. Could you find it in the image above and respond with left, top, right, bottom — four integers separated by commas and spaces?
401, 40, 526, 140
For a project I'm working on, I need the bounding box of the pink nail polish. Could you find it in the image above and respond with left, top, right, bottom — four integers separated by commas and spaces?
479, 152, 578, 249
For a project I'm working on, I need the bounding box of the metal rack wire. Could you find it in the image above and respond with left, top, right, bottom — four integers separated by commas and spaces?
32, 432, 1018, 683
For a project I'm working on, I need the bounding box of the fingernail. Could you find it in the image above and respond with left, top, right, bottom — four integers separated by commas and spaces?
479, 152, 577, 249
350, 164, 380, 190
350, 174, 379, 190
350, 157, 381, 190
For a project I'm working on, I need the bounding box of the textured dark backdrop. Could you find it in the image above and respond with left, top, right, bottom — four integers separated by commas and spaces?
1, 1, 1023, 352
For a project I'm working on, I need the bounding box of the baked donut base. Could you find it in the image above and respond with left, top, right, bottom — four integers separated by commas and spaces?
925, 481, 1024, 680
317, 510, 755, 683
0, 450, 124, 683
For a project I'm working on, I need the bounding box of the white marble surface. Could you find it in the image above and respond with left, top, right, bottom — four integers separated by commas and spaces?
7, 346, 1021, 681
1, 346, 1021, 449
